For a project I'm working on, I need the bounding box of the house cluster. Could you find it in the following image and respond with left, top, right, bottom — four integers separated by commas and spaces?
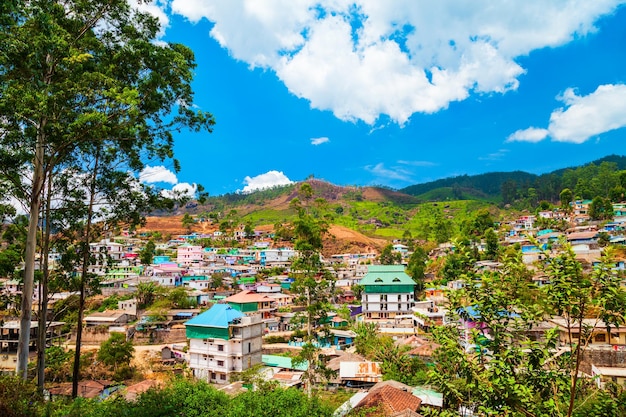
2, 201, 626, 404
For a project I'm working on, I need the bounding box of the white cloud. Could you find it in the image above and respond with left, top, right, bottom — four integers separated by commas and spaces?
397, 160, 436, 167
365, 163, 413, 182
507, 84, 626, 144
161, 182, 198, 199
548, 84, 626, 143
240, 170, 294, 194
506, 127, 549, 143
478, 149, 510, 161
310, 136, 330, 145
169, 0, 623, 125
139, 165, 178, 185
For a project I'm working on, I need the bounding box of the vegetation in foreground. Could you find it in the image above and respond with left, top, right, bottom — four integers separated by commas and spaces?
0, 376, 334, 417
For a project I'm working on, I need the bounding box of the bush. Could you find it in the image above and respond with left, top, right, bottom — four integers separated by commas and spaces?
263, 335, 288, 344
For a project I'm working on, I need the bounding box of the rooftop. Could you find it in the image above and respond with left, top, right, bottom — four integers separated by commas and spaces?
184, 304, 244, 328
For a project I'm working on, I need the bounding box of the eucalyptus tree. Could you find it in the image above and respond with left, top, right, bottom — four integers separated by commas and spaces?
288, 184, 334, 397
0, 0, 214, 379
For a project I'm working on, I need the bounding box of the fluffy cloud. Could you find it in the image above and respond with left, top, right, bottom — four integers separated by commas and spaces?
139, 165, 178, 185
506, 128, 549, 143
240, 170, 294, 194
161, 182, 198, 199
169, 0, 622, 125
139, 165, 201, 199
548, 84, 626, 143
508, 84, 626, 144
310, 136, 330, 145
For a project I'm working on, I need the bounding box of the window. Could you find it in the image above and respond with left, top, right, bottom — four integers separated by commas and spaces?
220, 374, 226, 380
217, 360, 224, 366
595, 334, 606, 343
218, 344, 224, 351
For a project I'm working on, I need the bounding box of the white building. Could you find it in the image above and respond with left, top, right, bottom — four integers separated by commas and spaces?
360, 265, 415, 320
185, 304, 263, 384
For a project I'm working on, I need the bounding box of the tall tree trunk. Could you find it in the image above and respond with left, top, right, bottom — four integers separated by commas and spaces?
72, 151, 99, 398
16, 120, 46, 379
37, 175, 53, 391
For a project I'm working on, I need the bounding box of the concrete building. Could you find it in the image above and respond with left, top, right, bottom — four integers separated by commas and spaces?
176, 244, 203, 266
360, 265, 415, 320
185, 304, 263, 384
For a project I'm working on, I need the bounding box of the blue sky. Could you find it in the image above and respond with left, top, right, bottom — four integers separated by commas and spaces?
134, 1, 626, 197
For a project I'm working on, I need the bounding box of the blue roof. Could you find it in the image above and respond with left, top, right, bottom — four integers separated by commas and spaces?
184, 304, 244, 328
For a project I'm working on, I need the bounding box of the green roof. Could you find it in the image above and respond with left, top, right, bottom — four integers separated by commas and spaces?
262, 354, 308, 371
360, 265, 415, 286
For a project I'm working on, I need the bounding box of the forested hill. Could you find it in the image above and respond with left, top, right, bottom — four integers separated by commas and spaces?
399, 154, 626, 203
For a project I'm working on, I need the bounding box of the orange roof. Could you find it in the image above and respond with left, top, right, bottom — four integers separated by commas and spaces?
355, 385, 422, 416
224, 290, 272, 304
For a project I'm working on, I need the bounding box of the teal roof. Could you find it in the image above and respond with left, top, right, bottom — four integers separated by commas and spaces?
262, 354, 308, 371
360, 265, 414, 285
184, 304, 244, 328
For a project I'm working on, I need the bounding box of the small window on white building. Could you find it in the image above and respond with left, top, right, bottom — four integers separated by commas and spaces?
218, 344, 224, 351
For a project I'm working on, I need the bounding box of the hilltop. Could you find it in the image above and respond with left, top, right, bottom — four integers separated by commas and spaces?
140, 154, 626, 255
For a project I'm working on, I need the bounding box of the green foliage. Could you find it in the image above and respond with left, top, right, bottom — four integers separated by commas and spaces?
168, 287, 198, 309
0, 375, 42, 417
97, 333, 134, 372
406, 246, 428, 292
45, 346, 72, 382
429, 243, 626, 416
228, 386, 333, 417
181, 213, 195, 233
589, 196, 614, 220
140, 239, 156, 265
378, 244, 401, 265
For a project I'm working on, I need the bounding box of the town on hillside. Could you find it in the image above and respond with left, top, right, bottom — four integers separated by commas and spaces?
2, 196, 626, 416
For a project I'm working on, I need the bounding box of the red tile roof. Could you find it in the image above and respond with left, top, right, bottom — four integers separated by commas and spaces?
354, 384, 422, 416
224, 290, 272, 304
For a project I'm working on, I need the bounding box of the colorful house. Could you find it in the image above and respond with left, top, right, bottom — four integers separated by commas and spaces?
185, 304, 263, 384
360, 265, 416, 320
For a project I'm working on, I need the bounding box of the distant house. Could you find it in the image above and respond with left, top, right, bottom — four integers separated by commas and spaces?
185, 304, 263, 384
350, 380, 423, 416
224, 290, 276, 320
118, 299, 138, 318
177, 244, 203, 266
360, 265, 415, 320
256, 283, 281, 293
83, 310, 128, 327
48, 380, 119, 400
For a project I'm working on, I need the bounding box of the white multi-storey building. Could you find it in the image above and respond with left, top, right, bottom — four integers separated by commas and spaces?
360, 265, 416, 320
185, 304, 263, 384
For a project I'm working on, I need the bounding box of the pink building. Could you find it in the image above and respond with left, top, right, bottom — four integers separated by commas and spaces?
177, 244, 203, 266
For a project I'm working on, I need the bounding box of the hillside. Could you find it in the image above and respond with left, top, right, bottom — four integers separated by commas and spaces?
399, 154, 626, 202
139, 154, 626, 254
139, 216, 388, 257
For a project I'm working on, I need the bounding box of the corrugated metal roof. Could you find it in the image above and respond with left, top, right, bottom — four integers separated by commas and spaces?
360, 265, 414, 286
184, 304, 244, 328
